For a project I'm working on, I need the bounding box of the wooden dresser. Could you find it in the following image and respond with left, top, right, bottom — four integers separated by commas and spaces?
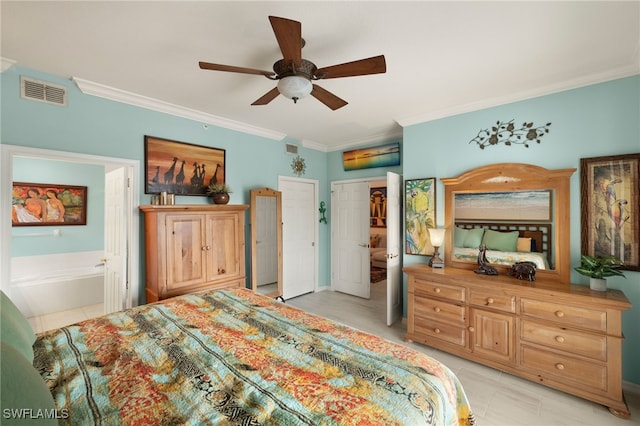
141, 204, 248, 302
404, 264, 632, 418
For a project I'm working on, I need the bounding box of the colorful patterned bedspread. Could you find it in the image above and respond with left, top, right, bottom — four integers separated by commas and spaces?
453, 247, 549, 269
34, 288, 474, 425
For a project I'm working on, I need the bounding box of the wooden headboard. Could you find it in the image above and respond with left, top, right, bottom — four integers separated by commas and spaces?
455, 221, 552, 266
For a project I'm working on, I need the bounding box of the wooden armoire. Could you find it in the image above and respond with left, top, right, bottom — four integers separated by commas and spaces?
140, 204, 248, 302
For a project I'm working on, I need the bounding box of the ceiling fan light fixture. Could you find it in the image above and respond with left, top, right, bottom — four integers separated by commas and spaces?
277, 76, 312, 103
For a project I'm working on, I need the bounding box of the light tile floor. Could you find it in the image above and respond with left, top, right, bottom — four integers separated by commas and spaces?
27, 303, 104, 333
287, 281, 640, 426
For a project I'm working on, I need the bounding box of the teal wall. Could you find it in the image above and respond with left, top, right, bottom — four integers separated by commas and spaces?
1, 65, 330, 295
402, 75, 640, 383
3, 64, 638, 383
11, 157, 105, 256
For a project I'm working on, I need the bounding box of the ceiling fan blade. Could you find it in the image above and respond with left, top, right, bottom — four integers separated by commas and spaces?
311, 84, 348, 110
316, 55, 386, 79
251, 87, 280, 106
199, 61, 275, 77
269, 16, 302, 68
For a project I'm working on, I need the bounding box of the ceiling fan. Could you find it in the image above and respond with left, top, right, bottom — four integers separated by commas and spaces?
199, 16, 386, 110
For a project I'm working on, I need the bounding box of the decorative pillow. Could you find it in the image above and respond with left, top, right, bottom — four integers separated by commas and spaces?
463, 228, 485, 249
1, 342, 57, 425
454, 227, 468, 248
1, 290, 36, 363
517, 237, 533, 252
482, 229, 519, 252
370, 234, 380, 248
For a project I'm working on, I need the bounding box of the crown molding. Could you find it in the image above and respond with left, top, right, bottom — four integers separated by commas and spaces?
1, 57, 17, 72
72, 77, 287, 141
326, 128, 403, 152
396, 66, 640, 128
301, 139, 328, 152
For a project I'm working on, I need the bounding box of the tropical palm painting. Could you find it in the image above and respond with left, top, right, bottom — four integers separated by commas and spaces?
405, 178, 436, 255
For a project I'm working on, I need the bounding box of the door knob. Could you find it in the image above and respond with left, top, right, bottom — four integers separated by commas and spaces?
358, 243, 369, 248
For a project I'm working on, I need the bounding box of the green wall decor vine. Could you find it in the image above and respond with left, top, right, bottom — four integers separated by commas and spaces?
469, 120, 551, 149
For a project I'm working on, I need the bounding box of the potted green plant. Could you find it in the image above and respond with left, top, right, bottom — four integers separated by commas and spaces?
206, 183, 232, 205
574, 254, 626, 291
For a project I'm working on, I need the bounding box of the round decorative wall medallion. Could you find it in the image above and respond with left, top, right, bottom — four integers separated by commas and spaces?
291, 155, 306, 177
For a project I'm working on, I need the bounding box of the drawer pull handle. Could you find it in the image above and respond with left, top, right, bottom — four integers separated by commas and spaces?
434, 328, 441, 334
555, 363, 565, 370
434, 307, 441, 313
468, 326, 475, 332
486, 298, 494, 304
434, 288, 441, 293
202, 245, 211, 251
555, 310, 565, 318
555, 335, 565, 343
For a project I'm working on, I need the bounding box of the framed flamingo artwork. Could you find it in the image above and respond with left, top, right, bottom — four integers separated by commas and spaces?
580, 153, 640, 271
144, 136, 226, 196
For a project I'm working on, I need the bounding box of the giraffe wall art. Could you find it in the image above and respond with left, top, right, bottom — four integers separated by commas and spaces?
144, 136, 226, 196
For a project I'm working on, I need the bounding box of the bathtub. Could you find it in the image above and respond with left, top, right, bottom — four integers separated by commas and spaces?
10, 251, 104, 317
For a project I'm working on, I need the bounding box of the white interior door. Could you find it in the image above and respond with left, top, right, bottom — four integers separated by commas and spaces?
280, 178, 317, 300
331, 181, 370, 298
256, 195, 278, 285
386, 172, 402, 325
104, 167, 128, 314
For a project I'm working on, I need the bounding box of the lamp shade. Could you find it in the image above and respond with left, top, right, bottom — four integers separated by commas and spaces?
277, 76, 312, 102
428, 227, 446, 247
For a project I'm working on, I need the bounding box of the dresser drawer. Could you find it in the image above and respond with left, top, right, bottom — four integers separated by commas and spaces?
520, 319, 606, 361
414, 316, 466, 347
520, 299, 606, 332
470, 289, 515, 313
413, 278, 465, 303
414, 296, 465, 324
520, 345, 606, 392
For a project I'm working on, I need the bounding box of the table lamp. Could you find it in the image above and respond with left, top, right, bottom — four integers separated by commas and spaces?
428, 228, 446, 268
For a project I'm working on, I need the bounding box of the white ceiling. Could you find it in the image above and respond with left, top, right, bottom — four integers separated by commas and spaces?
2, 1, 639, 151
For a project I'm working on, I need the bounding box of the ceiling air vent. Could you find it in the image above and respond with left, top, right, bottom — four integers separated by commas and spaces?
20, 76, 67, 106
285, 143, 298, 155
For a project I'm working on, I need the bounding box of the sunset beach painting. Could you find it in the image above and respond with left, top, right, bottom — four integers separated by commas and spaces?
343, 142, 400, 171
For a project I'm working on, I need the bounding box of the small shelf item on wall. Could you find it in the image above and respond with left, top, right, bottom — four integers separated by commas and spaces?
469, 119, 551, 149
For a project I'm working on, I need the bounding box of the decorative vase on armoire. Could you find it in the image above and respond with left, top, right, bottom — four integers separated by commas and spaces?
211, 193, 230, 205
206, 183, 232, 205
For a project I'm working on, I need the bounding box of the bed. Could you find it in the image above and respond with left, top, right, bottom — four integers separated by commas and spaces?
452, 222, 551, 270
2, 288, 474, 426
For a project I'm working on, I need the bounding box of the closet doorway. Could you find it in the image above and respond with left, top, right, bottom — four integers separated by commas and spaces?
330, 172, 402, 326
278, 176, 318, 300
